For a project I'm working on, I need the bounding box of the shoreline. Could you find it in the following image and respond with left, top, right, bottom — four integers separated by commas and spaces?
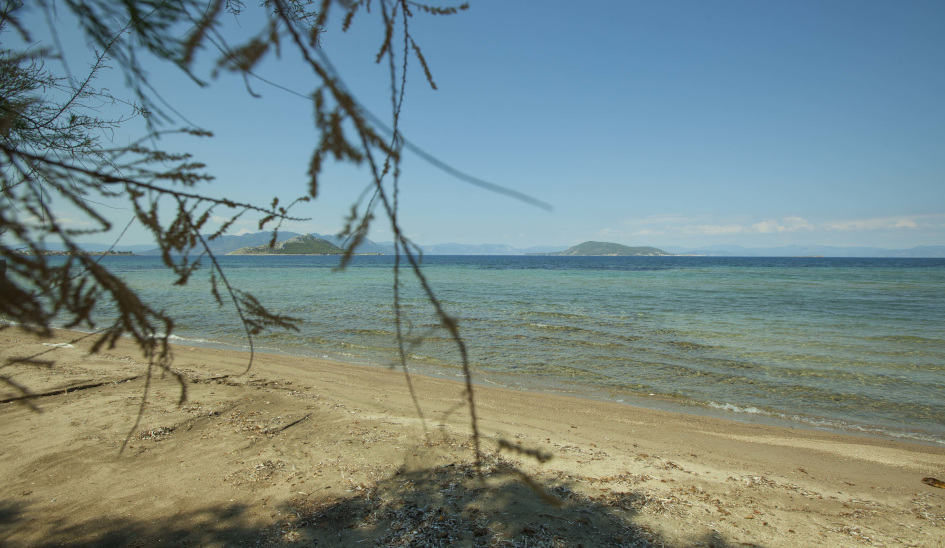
2, 327, 944, 546
123, 326, 945, 449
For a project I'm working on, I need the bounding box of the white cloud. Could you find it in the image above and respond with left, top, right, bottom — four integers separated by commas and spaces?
24, 210, 104, 230
822, 216, 922, 231
611, 213, 943, 242
750, 220, 781, 234
783, 216, 816, 231
57, 211, 105, 229
744, 217, 815, 234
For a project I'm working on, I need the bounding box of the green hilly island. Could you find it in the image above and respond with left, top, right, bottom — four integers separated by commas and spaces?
228, 234, 344, 255
538, 241, 671, 256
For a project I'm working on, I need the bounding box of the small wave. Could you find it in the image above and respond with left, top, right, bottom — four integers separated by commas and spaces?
563, 339, 624, 349
346, 328, 395, 337
864, 334, 944, 345
529, 323, 580, 332
780, 413, 945, 446
709, 401, 944, 445
521, 310, 589, 321
665, 340, 713, 350
42, 342, 75, 349
708, 401, 767, 415
166, 334, 216, 344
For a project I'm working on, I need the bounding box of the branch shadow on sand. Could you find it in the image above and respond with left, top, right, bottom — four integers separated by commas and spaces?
279, 454, 746, 548
0, 498, 261, 547
1, 457, 746, 548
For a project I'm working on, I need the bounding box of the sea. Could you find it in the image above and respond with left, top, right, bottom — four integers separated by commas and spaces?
52, 254, 945, 445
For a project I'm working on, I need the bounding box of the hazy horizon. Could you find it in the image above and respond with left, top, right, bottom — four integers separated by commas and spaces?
54, 230, 945, 257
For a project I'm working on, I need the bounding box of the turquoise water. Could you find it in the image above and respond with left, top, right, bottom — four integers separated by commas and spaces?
62, 255, 945, 444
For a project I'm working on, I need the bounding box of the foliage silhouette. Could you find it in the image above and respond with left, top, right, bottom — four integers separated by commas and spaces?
0, 0, 561, 469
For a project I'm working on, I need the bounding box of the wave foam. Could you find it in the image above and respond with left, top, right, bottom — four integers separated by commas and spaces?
708, 401, 767, 415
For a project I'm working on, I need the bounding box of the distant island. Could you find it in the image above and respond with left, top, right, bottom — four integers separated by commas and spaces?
58, 231, 945, 258
228, 234, 344, 255
529, 241, 672, 256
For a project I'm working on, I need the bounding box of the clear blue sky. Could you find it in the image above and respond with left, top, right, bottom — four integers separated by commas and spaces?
24, 1, 945, 249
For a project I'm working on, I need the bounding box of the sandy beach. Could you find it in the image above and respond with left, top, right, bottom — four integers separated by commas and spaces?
1, 327, 943, 547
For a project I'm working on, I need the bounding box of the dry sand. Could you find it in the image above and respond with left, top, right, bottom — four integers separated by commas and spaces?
1, 327, 944, 547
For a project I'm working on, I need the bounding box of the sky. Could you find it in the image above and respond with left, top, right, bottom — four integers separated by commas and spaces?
15, 0, 945, 250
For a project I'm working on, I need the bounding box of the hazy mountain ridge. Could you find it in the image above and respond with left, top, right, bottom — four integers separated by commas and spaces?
134, 232, 302, 256
318, 235, 394, 255
136, 232, 385, 256
665, 244, 945, 258
58, 232, 945, 258
413, 243, 569, 255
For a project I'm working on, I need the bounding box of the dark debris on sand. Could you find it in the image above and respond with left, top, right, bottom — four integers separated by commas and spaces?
267, 455, 660, 547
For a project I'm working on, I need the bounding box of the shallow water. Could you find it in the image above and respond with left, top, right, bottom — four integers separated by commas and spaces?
62, 254, 945, 444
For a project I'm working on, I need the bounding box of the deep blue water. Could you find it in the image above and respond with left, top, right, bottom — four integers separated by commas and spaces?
53, 255, 945, 444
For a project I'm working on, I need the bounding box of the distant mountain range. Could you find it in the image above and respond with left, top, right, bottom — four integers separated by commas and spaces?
417, 243, 567, 255
134, 232, 390, 256
137, 233, 565, 256
45, 232, 945, 258
662, 244, 945, 258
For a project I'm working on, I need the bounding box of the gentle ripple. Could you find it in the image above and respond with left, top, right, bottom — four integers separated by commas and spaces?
52, 254, 945, 445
